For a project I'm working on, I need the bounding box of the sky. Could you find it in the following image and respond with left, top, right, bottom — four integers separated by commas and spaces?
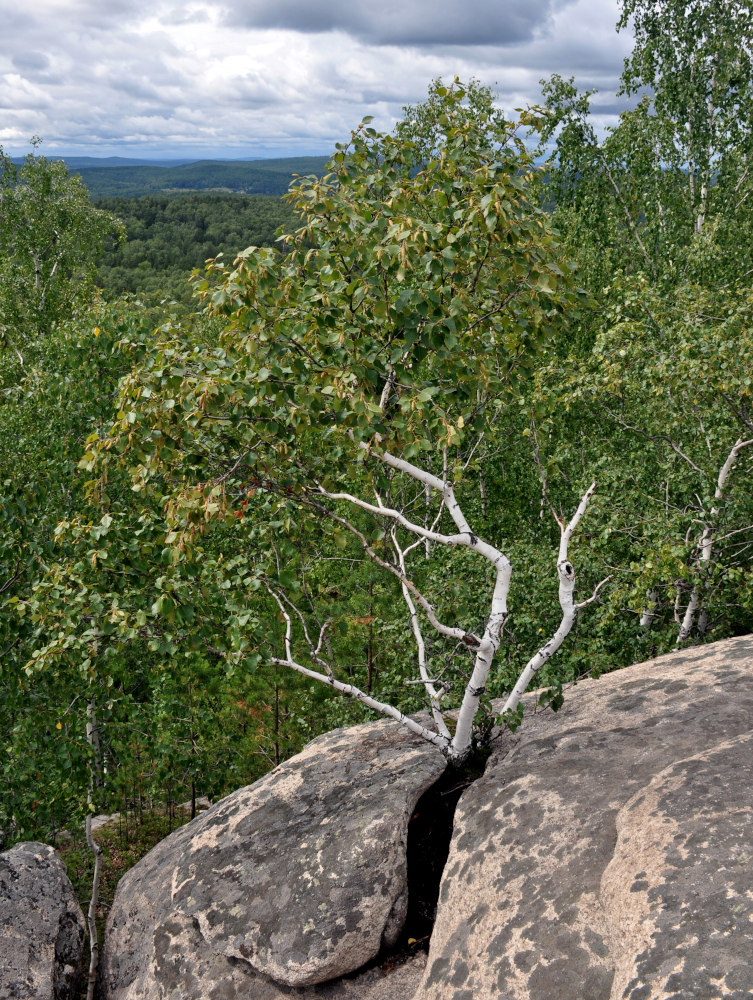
0, 0, 634, 160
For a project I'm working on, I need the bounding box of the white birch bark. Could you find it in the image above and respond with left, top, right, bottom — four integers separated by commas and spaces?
500, 483, 605, 718
677, 437, 753, 643
639, 589, 659, 630
275, 449, 604, 763
85, 697, 103, 1000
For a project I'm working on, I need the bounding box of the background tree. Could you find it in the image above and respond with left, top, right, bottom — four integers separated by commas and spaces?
619, 0, 753, 238
531, 0, 753, 652
0, 141, 122, 346
2, 302, 315, 843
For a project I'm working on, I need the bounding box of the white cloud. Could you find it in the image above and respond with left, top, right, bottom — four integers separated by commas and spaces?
0, 0, 631, 158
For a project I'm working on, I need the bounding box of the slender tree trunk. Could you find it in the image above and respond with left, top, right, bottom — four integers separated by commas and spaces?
274, 682, 280, 767
695, 62, 716, 235
85, 698, 103, 1000
677, 437, 753, 643
500, 485, 601, 719
32, 251, 42, 292
366, 592, 375, 694
640, 589, 659, 630
189, 705, 197, 819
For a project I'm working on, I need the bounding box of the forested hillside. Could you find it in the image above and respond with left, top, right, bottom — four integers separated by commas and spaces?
95, 193, 294, 303
2, 0, 752, 874
71, 155, 329, 200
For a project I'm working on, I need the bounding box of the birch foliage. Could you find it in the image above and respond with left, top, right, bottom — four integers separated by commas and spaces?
619, 0, 753, 237
99, 84, 599, 763
528, 0, 753, 654
549, 276, 753, 644
539, 0, 753, 303
0, 143, 122, 344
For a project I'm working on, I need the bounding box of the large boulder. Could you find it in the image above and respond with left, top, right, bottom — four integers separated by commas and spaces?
0, 841, 85, 1000
99, 716, 446, 999
414, 634, 753, 1000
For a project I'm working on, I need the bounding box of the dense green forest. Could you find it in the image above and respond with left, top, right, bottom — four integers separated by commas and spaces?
2, 0, 752, 864
95, 193, 295, 304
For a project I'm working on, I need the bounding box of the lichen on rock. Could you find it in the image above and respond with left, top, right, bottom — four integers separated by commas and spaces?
99, 715, 446, 999
0, 841, 85, 1000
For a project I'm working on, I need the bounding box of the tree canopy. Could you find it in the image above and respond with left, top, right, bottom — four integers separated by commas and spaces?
3, 0, 753, 850
0, 142, 122, 345
54, 81, 592, 765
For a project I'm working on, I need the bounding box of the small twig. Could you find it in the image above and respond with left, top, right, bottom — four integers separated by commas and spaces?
575, 575, 612, 609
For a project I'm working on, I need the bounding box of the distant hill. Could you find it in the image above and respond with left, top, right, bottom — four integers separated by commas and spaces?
60, 156, 330, 199
53, 156, 203, 168
10, 155, 202, 169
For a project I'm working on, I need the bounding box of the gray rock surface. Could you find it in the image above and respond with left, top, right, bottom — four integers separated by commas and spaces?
0, 841, 85, 1000
414, 634, 753, 1000
99, 716, 446, 999
603, 731, 753, 999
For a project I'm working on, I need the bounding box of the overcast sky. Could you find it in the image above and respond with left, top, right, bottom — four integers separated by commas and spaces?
0, 0, 634, 160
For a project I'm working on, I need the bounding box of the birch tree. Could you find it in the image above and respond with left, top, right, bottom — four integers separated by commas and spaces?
534, 276, 753, 650
528, 0, 753, 655
538, 0, 753, 301
100, 82, 604, 764
0, 141, 122, 344
619, 0, 753, 237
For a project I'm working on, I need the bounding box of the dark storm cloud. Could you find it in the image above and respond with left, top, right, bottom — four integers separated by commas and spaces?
222, 0, 556, 47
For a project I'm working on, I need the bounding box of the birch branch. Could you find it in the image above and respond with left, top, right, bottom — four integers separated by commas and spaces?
499, 482, 598, 719
319, 485, 462, 547
270, 655, 451, 753
599, 152, 653, 271
379, 449, 474, 534
674, 583, 684, 624
272, 585, 334, 675
266, 532, 453, 751
297, 451, 600, 761
305, 496, 478, 647
318, 451, 514, 760
711, 523, 753, 544
576, 574, 612, 609
391, 528, 451, 738
599, 405, 705, 474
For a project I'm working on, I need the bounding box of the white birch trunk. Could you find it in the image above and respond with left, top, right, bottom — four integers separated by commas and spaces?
282, 451, 603, 763
500, 483, 601, 718
677, 437, 753, 643
639, 589, 659, 630
85, 698, 103, 1000
695, 63, 715, 236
